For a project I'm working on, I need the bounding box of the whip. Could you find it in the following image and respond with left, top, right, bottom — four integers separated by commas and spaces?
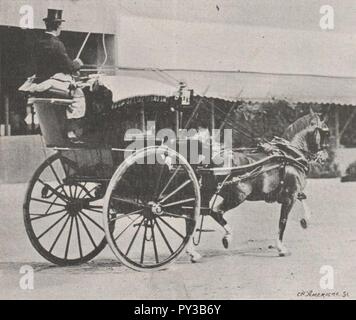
76, 32, 91, 60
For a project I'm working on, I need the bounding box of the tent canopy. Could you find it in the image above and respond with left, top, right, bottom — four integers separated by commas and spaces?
109, 69, 356, 106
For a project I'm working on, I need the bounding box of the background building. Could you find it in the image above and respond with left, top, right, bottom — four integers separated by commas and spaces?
0, 0, 118, 135
1, 0, 356, 182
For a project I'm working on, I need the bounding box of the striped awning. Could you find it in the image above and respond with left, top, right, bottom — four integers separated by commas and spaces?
98, 74, 178, 108
112, 68, 356, 106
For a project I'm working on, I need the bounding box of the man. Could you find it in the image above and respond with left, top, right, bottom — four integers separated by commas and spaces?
31, 9, 85, 141
33, 9, 83, 83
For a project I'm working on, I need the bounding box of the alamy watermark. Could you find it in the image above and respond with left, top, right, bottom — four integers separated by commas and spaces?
19, 265, 34, 290
124, 122, 233, 166
19, 5, 34, 29
319, 5, 334, 30
319, 265, 334, 290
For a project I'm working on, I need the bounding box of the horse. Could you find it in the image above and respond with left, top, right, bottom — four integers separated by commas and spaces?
186, 110, 329, 261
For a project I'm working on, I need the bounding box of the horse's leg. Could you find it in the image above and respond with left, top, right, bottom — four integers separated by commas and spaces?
207, 194, 233, 248
210, 209, 233, 249
185, 239, 202, 263
277, 196, 296, 256
297, 193, 311, 229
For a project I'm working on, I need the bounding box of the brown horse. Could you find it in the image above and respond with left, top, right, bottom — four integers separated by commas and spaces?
203, 111, 330, 257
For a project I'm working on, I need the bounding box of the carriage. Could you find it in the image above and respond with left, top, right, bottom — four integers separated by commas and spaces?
23, 73, 326, 271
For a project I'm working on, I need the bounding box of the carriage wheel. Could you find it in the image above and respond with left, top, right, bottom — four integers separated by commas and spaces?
23, 153, 107, 266
103, 146, 201, 271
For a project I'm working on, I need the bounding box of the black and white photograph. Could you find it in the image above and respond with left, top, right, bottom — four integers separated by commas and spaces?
0, 0, 355, 302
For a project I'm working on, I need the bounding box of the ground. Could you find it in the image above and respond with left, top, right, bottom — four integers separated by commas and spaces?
0, 179, 355, 300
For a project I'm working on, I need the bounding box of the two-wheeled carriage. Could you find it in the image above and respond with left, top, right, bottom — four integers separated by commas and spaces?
24, 74, 324, 271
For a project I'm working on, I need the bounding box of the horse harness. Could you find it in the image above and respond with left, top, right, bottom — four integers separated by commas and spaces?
215, 138, 309, 195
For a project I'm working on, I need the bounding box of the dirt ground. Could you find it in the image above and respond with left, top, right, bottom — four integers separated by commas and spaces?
0, 179, 355, 300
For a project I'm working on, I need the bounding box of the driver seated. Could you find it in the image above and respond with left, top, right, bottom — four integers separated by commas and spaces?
32, 9, 85, 142
34, 9, 83, 84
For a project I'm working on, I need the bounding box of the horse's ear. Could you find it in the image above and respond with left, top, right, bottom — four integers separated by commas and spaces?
309, 107, 315, 115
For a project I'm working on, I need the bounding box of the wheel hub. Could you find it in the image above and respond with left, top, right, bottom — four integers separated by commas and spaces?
66, 201, 82, 217
148, 201, 163, 216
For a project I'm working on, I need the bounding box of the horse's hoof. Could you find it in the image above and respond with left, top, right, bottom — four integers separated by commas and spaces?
278, 251, 291, 257
300, 218, 308, 229
186, 248, 202, 263
190, 252, 202, 263
222, 237, 229, 249
222, 234, 232, 249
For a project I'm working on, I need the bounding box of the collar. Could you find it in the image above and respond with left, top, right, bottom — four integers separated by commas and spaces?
45, 31, 57, 37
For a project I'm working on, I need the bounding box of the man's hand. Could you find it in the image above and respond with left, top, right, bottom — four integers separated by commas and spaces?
74, 58, 84, 67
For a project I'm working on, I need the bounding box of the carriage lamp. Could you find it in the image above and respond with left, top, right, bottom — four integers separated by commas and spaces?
175, 82, 193, 106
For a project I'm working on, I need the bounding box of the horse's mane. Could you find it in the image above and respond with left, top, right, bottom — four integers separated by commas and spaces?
282, 113, 318, 141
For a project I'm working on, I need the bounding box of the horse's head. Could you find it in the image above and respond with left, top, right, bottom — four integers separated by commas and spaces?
305, 112, 330, 154
283, 110, 330, 156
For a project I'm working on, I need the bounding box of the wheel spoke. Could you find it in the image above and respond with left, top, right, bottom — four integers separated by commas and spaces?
69, 184, 74, 199
84, 208, 103, 214
114, 215, 142, 241
49, 215, 70, 253
151, 220, 159, 263
30, 208, 67, 221
84, 205, 103, 214
111, 196, 148, 208
31, 198, 67, 207
157, 165, 181, 200
74, 185, 78, 199
76, 183, 87, 199
157, 216, 184, 239
153, 165, 165, 198
159, 180, 191, 204
110, 209, 144, 222
43, 195, 60, 215
64, 217, 74, 259
48, 162, 69, 198
75, 216, 83, 258
140, 222, 148, 264
154, 218, 174, 254
162, 211, 194, 221
77, 213, 97, 249
37, 213, 68, 240
59, 185, 69, 200
87, 185, 98, 195
125, 218, 144, 256
80, 211, 104, 232
161, 198, 195, 208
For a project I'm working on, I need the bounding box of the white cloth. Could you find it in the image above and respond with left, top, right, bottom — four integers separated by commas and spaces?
68, 88, 86, 119
19, 73, 75, 93
19, 73, 86, 120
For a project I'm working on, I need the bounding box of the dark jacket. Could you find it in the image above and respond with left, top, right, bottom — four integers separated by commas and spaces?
33, 33, 81, 83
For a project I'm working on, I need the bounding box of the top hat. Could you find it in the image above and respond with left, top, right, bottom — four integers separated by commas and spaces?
43, 9, 65, 22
